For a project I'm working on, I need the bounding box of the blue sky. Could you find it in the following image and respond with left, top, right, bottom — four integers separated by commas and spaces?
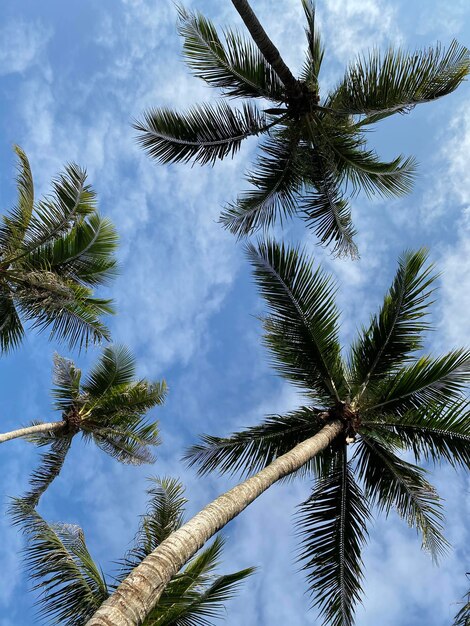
0, 0, 469, 624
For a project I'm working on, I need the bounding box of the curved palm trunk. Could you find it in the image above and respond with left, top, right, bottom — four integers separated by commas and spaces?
231, 0, 300, 94
0, 421, 64, 443
86, 420, 344, 626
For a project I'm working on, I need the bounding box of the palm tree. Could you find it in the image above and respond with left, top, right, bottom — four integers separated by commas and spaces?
454, 577, 470, 626
135, 1, 469, 257
86, 241, 470, 626
5, 345, 166, 512
14, 477, 254, 625
0, 146, 118, 351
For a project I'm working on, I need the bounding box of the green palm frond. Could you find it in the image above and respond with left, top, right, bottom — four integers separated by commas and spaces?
300, 0, 324, 86
10, 437, 73, 522
335, 40, 470, 121
301, 156, 358, 258
220, 129, 303, 236
89, 420, 160, 465
247, 239, 345, 402
134, 101, 269, 166
0, 146, 34, 253
355, 437, 448, 560
0, 292, 24, 351
23, 214, 118, 286
177, 5, 285, 100
453, 581, 470, 626
350, 249, 436, 397
82, 345, 137, 398
13, 502, 109, 625
365, 349, 470, 414
184, 407, 326, 477
297, 448, 370, 626
363, 400, 470, 470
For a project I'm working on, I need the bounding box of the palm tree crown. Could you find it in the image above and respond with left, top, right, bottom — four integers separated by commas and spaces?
14, 477, 254, 625
0, 146, 118, 352
135, 1, 469, 257
185, 241, 470, 626
9, 345, 166, 514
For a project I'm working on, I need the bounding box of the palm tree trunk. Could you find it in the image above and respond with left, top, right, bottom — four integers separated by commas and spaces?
231, 0, 300, 94
86, 419, 344, 626
0, 421, 64, 443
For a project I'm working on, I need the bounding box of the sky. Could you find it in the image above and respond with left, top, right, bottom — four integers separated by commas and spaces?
0, 0, 469, 624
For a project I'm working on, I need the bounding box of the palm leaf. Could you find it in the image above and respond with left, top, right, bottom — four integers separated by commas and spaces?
220, 128, 303, 235
52, 353, 83, 413
453, 582, 470, 626
300, 0, 324, 86
364, 349, 470, 414
335, 40, 470, 120
89, 420, 160, 465
82, 345, 137, 398
350, 249, 436, 397
10, 436, 73, 522
13, 502, 108, 625
363, 400, 470, 470
355, 437, 448, 560
177, 5, 284, 100
297, 448, 370, 626
0, 292, 24, 352
184, 406, 327, 477
134, 101, 268, 165
247, 239, 345, 403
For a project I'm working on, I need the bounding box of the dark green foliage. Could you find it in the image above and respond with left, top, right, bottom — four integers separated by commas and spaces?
136, 3, 469, 256
0, 146, 118, 351
186, 241, 470, 626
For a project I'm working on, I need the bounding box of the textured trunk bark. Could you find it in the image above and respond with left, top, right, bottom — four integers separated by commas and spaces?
86, 420, 343, 626
231, 0, 300, 94
0, 421, 64, 443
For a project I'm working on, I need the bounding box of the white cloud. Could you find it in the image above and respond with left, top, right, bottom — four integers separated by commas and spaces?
0, 19, 51, 76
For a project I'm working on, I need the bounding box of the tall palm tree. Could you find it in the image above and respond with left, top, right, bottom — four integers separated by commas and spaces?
14, 477, 254, 625
135, 1, 469, 257
0, 146, 118, 351
86, 242, 470, 626
5, 345, 166, 513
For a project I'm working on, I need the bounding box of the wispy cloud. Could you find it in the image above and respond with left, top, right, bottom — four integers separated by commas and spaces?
0, 19, 51, 76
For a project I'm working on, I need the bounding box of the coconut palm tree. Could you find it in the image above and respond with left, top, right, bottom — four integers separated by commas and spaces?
135, 1, 469, 257
86, 242, 470, 626
5, 345, 165, 513
0, 146, 117, 352
454, 577, 470, 626
14, 477, 254, 625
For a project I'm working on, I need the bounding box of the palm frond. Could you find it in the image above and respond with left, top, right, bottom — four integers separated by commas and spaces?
13, 502, 108, 625
453, 582, 470, 626
300, 0, 324, 86
363, 400, 470, 470
0, 292, 24, 352
355, 437, 448, 560
82, 345, 137, 398
15, 277, 113, 349
0, 146, 34, 253
350, 249, 436, 397
23, 214, 118, 287
365, 349, 470, 414
52, 353, 83, 412
6, 163, 96, 264
10, 437, 73, 522
134, 101, 268, 165
184, 406, 326, 477
90, 420, 160, 465
89, 380, 167, 418
177, 5, 285, 100
297, 448, 370, 626
335, 40, 470, 120
247, 239, 345, 403
220, 129, 303, 235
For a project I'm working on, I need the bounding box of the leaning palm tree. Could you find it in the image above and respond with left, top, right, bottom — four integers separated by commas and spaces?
86, 242, 470, 626
5, 345, 166, 513
135, 1, 469, 257
0, 146, 117, 351
14, 477, 254, 625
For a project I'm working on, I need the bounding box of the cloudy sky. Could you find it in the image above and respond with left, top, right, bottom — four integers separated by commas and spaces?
0, 0, 469, 624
